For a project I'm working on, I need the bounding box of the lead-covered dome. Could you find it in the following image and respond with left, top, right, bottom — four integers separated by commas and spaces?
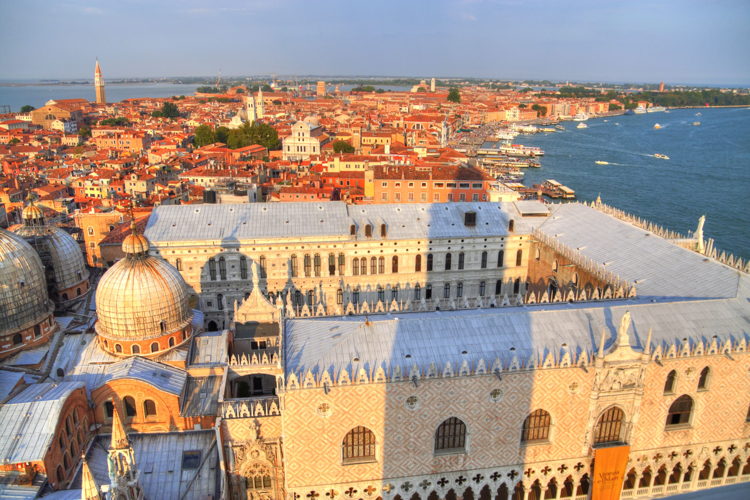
95, 221, 194, 357
14, 203, 89, 307
0, 228, 55, 356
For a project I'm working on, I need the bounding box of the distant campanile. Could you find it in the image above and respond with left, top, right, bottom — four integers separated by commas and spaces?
95, 59, 106, 104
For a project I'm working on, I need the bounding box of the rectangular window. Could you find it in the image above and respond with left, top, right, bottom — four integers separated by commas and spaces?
447, 183, 457, 188
408, 192, 414, 201
459, 183, 470, 188
472, 183, 483, 188
395, 193, 401, 201
435, 183, 444, 188
381, 193, 388, 201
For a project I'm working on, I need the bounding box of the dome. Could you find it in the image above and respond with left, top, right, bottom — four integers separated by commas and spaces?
95, 225, 193, 356
13, 206, 89, 306
0, 228, 53, 338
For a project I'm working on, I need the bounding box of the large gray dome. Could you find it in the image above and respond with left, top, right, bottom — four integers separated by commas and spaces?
0, 228, 53, 337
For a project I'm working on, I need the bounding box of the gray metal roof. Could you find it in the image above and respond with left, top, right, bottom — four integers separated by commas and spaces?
71, 430, 221, 500
0, 382, 84, 463
67, 355, 186, 396
189, 330, 228, 366
0, 370, 25, 401
145, 201, 509, 243
530, 203, 741, 300
284, 294, 750, 378
181, 376, 222, 417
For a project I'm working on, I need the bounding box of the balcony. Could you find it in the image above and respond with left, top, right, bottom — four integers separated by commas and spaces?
220, 396, 280, 419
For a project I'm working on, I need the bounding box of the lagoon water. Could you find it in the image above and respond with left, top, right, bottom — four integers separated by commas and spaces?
0, 83, 201, 111
519, 108, 750, 259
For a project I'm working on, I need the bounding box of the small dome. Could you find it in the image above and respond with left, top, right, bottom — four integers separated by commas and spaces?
0, 228, 53, 338
22, 204, 44, 222
95, 226, 193, 353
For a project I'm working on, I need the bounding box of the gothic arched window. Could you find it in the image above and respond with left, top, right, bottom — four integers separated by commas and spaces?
666, 395, 693, 428
434, 417, 466, 453
426, 253, 433, 271
392, 255, 399, 273
415, 254, 422, 272
664, 370, 676, 394
481, 251, 487, 269
144, 400, 157, 417
593, 407, 625, 445
342, 426, 376, 463
124, 396, 137, 418
697, 367, 710, 390
497, 250, 504, 267
521, 409, 551, 442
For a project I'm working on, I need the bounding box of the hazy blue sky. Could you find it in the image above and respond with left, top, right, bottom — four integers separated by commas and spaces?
1, 0, 748, 84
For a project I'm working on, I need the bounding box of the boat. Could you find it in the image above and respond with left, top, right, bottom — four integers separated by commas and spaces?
595, 161, 609, 165
653, 123, 662, 129
624, 109, 635, 115
695, 112, 702, 116
576, 122, 588, 129
555, 125, 565, 130
693, 121, 701, 126
633, 106, 647, 114
647, 106, 666, 113
653, 153, 670, 160
573, 112, 589, 121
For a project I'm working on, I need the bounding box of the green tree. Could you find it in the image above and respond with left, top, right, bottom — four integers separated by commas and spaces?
332, 140, 355, 154
100, 117, 131, 126
20, 105, 35, 113
609, 103, 622, 111
216, 126, 230, 144
193, 124, 217, 147
447, 87, 461, 103
78, 126, 92, 138
244, 122, 281, 150
531, 104, 547, 117
152, 101, 180, 118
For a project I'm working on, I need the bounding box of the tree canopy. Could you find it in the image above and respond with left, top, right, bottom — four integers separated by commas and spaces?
193, 122, 280, 150
531, 104, 547, 117
332, 140, 355, 154
447, 87, 461, 103
100, 117, 131, 126
20, 105, 35, 113
152, 102, 180, 118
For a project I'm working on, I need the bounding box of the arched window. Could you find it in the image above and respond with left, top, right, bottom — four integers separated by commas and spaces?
515, 249, 523, 266
306, 290, 314, 305
124, 396, 137, 418
391, 286, 399, 301
328, 253, 336, 276
553, 260, 559, 272
370, 256, 377, 275
115, 343, 122, 353
378, 256, 385, 274
87, 226, 94, 236
337, 288, 343, 305
458, 252, 465, 270
160, 320, 166, 333
353, 258, 359, 276
12, 333, 22, 345
443, 283, 450, 299
380, 224, 387, 237
535, 248, 541, 261
352, 288, 360, 305
303, 254, 311, 277
521, 409, 551, 442
259, 255, 267, 278
338, 253, 345, 275
593, 407, 625, 445
508, 219, 515, 232
425, 284, 432, 300
151, 342, 159, 353
61, 293, 69, 301
365, 224, 372, 237
479, 281, 486, 296
144, 400, 157, 417
513, 278, 520, 294
457, 282, 463, 297
392, 255, 399, 273
131, 344, 140, 354
414, 284, 421, 300
415, 254, 422, 272
360, 257, 367, 275
664, 370, 676, 394
208, 258, 217, 280
481, 251, 487, 269
697, 367, 710, 390
666, 395, 693, 428
290, 254, 298, 277
76, 287, 81, 296
350, 224, 356, 236
445, 253, 452, 270
217, 293, 224, 311
175, 258, 182, 271
56, 465, 65, 484
434, 417, 466, 453
314, 254, 321, 277
497, 250, 504, 267
377, 286, 385, 303
169, 337, 175, 347
495, 280, 502, 295
342, 426, 376, 463
240, 256, 248, 279
218, 256, 227, 280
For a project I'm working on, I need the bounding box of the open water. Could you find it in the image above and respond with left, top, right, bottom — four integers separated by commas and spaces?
519, 108, 750, 259
0, 83, 200, 111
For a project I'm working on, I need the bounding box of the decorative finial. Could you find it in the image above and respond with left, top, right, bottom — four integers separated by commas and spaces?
81, 456, 100, 500
598, 327, 607, 358
110, 405, 130, 450
644, 327, 653, 355
695, 215, 706, 254
595, 193, 602, 205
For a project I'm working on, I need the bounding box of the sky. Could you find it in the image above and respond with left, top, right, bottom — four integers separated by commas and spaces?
1, 0, 749, 85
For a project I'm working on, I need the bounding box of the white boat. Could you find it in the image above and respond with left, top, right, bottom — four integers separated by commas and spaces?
595, 161, 609, 165
576, 122, 588, 129
647, 106, 666, 113
653, 123, 662, 129
693, 121, 701, 126
653, 153, 670, 160
633, 106, 647, 114
573, 112, 589, 121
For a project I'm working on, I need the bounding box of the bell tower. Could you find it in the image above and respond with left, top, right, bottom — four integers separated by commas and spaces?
95, 59, 106, 105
